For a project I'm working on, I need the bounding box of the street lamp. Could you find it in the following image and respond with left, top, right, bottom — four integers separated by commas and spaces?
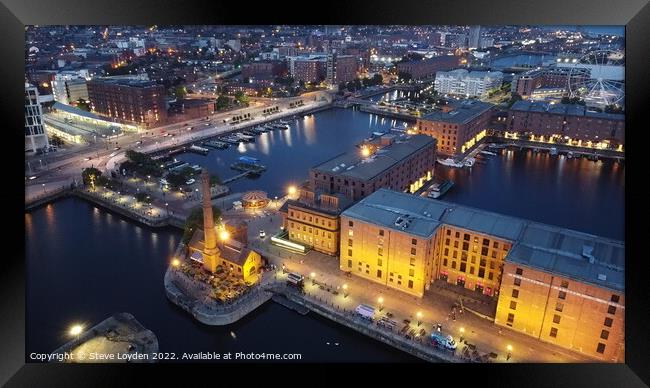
42, 183, 46, 194
165, 202, 169, 216
342, 283, 349, 298
310, 272, 316, 285
378, 296, 384, 311
506, 344, 513, 361
416, 311, 423, 326
69, 324, 84, 341
459, 327, 465, 342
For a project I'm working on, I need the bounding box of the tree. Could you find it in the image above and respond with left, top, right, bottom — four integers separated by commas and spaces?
216, 95, 230, 110
50, 134, 64, 147
372, 73, 383, 85
82, 167, 102, 186
175, 86, 187, 99
210, 174, 221, 186
166, 172, 187, 188
507, 93, 523, 107
135, 192, 151, 203
182, 205, 221, 244
604, 104, 623, 114
234, 91, 249, 105
76, 99, 91, 112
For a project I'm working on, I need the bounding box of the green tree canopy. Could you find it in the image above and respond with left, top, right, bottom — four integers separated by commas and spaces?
82, 167, 102, 186
216, 95, 230, 110
182, 205, 222, 244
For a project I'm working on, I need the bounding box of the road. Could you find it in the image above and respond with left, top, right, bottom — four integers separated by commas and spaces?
25, 93, 331, 204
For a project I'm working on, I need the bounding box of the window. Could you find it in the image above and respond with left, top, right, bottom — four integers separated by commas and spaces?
561, 280, 569, 288
601, 330, 609, 340
510, 301, 517, 310
550, 328, 558, 338
410, 248, 417, 256
409, 257, 416, 266
512, 289, 519, 298
604, 317, 613, 327
607, 305, 617, 315
378, 247, 383, 256
455, 232, 460, 238
516, 268, 523, 275
507, 313, 515, 324
611, 294, 620, 303
347, 249, 352, 257
347, 259, 352, 268
453, 251, 458, 259
491, 251, 497, 259
555, 302, 564, 312
462, 242, 469, 251
493, 241, 499, 249
514, 278, 521, 286
443, 258, 448, 266
464, 233, 470, 241
412, 238, 417, 245
348, 239, 353, 247
480, 258, 487, 267
409, 269, 415, 277
483, 238, 490, 246
488, 272, 493, 280
379, 229, 384, 236
481, 247, 489, 256
596, 343, 606, 354
444, 248, 449, 256
469, 267, 475, 275
454, 241, 459, 248
348, 230, 353, 237
377, 258, 382, 266
460, 262, 466, 272
408, 280, 413, 289
478, 268, 485, 278
446, 229, 451, 236
348, 221, 353, 227
553, 314, 561, 324
445, 238, 450, 245
377, 270, 382, 278
452, 261, 457, 269
558, 291, 566, 300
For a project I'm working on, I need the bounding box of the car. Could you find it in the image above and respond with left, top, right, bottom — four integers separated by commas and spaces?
113, 147, 121, 151
259, 230, 266, 239
185, 178, 196, 185
135, 141, 142, 145
84, 157, 92, 161
28, 175, 38, 180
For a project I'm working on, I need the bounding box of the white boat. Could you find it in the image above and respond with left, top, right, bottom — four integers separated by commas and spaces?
549, 147, 558, 155
480, 150, 497, 156
437, 158, 464, 168
464, 157, 476, 167
567, 151, 574, 159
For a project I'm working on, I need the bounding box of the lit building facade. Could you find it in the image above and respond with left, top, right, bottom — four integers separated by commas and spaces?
25, 83, 49, 153
310, 134, 437, 201
416, 99, 494, 156
87, 78, 167, 128
507, 100, 625, 148
340, 189, 624, 361
434, 69, 503, 97
279, 188, 351, 256
396, 55, 460, 79
495, 223, 624, 362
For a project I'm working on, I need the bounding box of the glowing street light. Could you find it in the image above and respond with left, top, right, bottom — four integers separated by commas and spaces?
342, 283, 349, 298
287, 185, 297, 197
69, 324, 84, 340
361, 146, 371, 157
378, 296, 384, 312
310, 272, 316, 285
172, 258, 180, 267
219, 229, 230, 241
416, 311, 423, 326
459, 327, 465, 342
506, 344, 513, 361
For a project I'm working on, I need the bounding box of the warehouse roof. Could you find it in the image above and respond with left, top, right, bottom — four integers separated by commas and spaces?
312, 134, 435, 182
510, 100, 624, 121
420, 100, 494, 124
342, 189, 624, 290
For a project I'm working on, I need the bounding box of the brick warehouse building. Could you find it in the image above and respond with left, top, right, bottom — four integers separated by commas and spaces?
87, 78, 167, 128
507, 100, 625, 148
396, 55, 460, 79
416, 99, 495, 156
340, 189, 624, 361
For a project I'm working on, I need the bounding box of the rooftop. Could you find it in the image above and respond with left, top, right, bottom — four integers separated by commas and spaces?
420, 100, 494, 124
51, 101, 101, 121
311, 134, 436, 182
342, 189, 624, 291
510, 100, 625, 121
90, 78, 160, 88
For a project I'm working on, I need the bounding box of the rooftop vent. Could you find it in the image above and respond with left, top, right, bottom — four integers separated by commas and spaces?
582, 245, 595, 264
597, 274, 607, 281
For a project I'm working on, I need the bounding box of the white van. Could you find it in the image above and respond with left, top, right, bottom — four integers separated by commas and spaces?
430, 331, 457, 351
